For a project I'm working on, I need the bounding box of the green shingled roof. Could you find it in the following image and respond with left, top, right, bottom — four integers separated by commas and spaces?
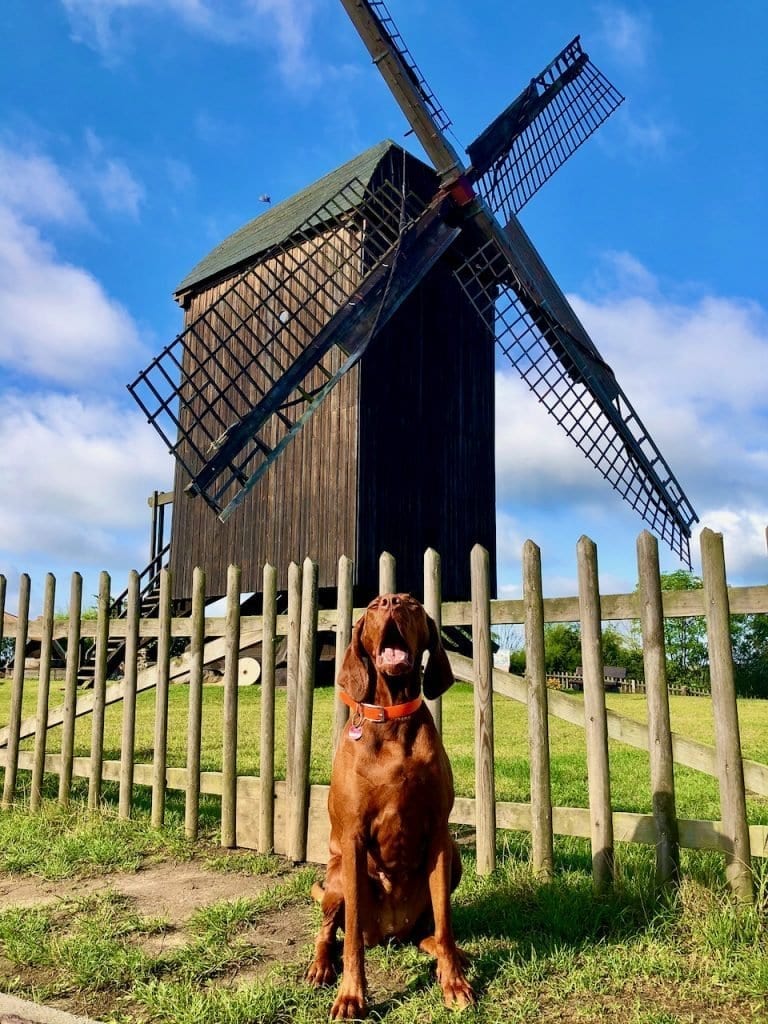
175, 140, 401, 295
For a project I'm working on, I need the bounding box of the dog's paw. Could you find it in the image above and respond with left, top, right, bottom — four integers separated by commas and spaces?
306, 956, 337, 987
441, 972, 475, 1010
330, 986, 367, 1020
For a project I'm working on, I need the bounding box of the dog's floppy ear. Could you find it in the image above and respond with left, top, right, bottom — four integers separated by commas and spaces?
423, 614, 454, 699
337, 615, 371, 702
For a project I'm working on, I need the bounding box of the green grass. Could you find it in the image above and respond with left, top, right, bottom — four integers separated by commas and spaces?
1, 679, 768, 1020
0, 805, 765, 1023
4, 679, 768, 825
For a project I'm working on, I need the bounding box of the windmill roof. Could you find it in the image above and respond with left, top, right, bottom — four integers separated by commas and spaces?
175, 139, 403, 296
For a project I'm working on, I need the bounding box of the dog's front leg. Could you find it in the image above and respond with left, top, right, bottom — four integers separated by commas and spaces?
331, 831, 368, 1020
420, 830, 474, 1009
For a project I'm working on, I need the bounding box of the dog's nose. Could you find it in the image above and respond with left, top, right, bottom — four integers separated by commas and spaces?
379, 594, 402, 610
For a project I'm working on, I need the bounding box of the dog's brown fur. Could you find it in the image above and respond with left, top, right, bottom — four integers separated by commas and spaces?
307, 593, 473, 1019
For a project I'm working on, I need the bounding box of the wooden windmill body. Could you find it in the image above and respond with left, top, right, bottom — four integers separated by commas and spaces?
169, 142, 496, 602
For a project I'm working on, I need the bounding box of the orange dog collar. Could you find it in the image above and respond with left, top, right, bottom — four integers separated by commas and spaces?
337, 689, 423, 723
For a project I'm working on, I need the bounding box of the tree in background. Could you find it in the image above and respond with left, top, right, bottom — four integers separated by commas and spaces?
654, 570, 709, 688
731, 613, 768, 698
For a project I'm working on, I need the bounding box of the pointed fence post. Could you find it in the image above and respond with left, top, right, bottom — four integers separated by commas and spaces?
221, 564, 241, 849
119, 571, 140, 820
471, 544, 496, 875
333, 555, 354, 754
287, 557, 318, 863
636, 531, 679, 891
523, 541, 554, 881
88, 571, 111, 809
379, 552, 396, 595
151, 569, 172, 827
423, 548, 443, 735
30, 573, 56, 812
184, 567, 206, 838
285, 561, 302, 802
259, 563, 277, 853
577, 535, 614, 894
59, 572, 82, 806
700, 528, 753, 902
2, 574, 30, 808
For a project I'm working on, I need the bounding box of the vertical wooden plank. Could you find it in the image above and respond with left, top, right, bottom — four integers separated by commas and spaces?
333, 555, 354, 754
221, 564, 242, 849
636, 531, 679, 890
259, 563, 277, 853
119, 571, 140, 820
285, 560, 301, 802
58, 573, 82, 806
577, 535, 614, 894
88, 571, 111, 809
184, 568, 206, 838
523, 540, 554, 881
287, 557, 318, 863
2, 574, 31, 808
0, 576, 5, 667
379, 551, 396, 595
700, 528, 753, 902
471, 544, 496, 875
30, 573, 56, 812
151, 569, 172, 827
423, 548, 443, 734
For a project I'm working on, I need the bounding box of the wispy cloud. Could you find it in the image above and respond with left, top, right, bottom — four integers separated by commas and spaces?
0, 138, 145, 384
61, 0, 321, 82
594, 4, 653, 69
0, 145, 87, 226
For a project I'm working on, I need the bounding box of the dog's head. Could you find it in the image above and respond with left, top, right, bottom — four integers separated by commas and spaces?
338, 593, 454, 703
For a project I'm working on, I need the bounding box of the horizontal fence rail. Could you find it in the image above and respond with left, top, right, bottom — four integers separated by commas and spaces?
0, 528, 767, 903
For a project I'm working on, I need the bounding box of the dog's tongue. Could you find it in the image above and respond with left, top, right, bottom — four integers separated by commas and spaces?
378, 647, 411, 669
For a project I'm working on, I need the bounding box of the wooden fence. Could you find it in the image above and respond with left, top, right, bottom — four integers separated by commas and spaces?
0, 528, 767, 904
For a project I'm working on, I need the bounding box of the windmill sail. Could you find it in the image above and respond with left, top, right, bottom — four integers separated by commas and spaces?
129, 176, 460, 520
467, 37, 624, 219
452, 214, 697, 563
340, 0, 697, 563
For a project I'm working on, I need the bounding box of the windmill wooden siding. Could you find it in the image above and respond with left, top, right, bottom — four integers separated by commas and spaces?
170, 142, 496, 602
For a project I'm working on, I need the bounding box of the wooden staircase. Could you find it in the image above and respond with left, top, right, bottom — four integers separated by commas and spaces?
76, 543, 171, 686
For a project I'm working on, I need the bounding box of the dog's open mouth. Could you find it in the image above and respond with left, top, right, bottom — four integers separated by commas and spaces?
376, 621, 414, 675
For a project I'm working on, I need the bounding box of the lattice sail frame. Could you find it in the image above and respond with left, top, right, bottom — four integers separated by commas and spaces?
452, 233, 698, 563
468, 37, 625, 220
129, 178, 424, 518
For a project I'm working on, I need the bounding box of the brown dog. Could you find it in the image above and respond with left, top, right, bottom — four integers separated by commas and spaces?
307, 593, 474, 1019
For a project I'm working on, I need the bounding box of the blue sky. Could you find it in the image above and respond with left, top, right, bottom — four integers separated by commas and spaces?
0, 0, 766, 614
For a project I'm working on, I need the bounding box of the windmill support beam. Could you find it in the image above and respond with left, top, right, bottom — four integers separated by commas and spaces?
339, 0, 464, 183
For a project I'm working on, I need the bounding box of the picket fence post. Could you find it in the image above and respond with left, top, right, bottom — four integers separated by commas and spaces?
577, 536, 614, 894
523, 540, 554, 880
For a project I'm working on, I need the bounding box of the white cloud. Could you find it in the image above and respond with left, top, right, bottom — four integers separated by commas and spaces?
61, 0, 319, 80
0, 205, 143, 384
0, 145, 87, 225
0, 392, 172, 570
594, 4, 652, 68
693, 511, 768, 582
91, 158, 146, 217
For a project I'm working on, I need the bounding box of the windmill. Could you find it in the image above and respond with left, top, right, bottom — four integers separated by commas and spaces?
129, 0, 697, 604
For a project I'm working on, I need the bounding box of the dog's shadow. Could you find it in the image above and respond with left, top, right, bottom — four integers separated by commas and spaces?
360, 847, 669, 1016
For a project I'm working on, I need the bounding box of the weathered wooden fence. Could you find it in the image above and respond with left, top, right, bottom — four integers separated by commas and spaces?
1, 528, 766, 904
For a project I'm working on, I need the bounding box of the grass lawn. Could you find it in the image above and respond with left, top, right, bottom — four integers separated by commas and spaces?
4, 679, 768, 824
1, 683, 767, 1022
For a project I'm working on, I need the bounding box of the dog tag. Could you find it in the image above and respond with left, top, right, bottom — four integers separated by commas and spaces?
348, 722, 363, 741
